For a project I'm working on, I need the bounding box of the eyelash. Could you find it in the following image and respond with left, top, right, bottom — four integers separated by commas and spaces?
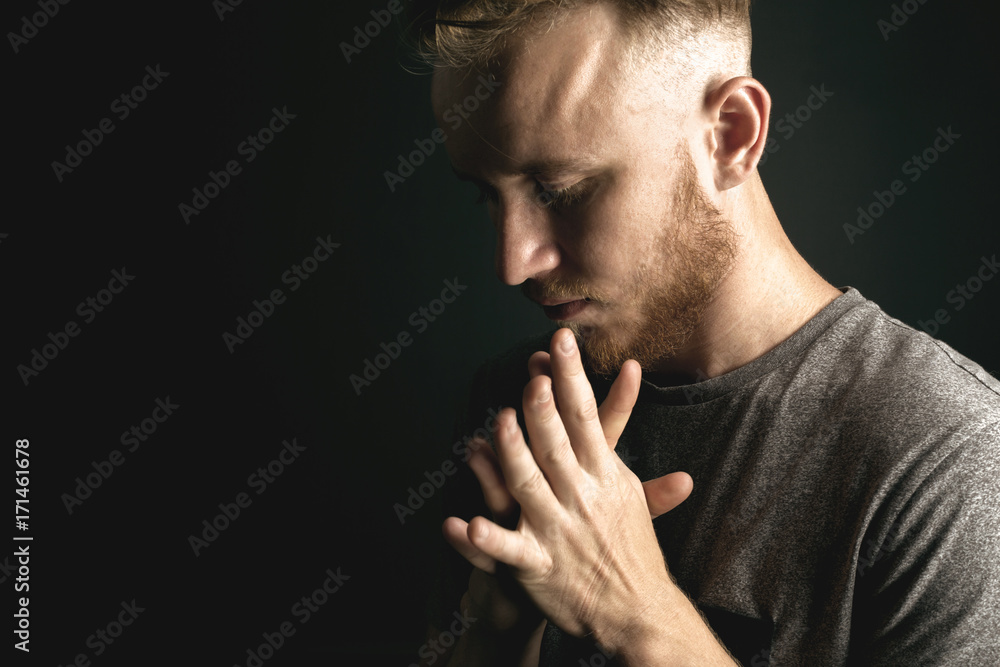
473, 182, 586, 210
473, 187, 496, 205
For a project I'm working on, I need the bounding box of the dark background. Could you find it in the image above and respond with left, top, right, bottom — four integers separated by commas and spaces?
3, 0, 997, 664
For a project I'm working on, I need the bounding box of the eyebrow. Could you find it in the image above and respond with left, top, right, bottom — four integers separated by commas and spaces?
451, 157, 600, 182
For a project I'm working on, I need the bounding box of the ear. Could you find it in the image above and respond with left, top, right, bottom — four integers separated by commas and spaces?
705, 77, 771, 191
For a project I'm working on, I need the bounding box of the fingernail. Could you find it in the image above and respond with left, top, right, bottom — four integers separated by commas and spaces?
560, 333, 576, 354
538, 387, 551, 403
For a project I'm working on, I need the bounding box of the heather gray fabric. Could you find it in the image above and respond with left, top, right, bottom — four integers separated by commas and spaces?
429, 287, 1000, 665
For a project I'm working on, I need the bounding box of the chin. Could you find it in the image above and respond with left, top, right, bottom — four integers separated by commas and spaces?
565, 321, 629, 376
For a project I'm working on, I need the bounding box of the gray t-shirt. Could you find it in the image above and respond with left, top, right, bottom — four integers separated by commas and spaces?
430, 287, 1000, 665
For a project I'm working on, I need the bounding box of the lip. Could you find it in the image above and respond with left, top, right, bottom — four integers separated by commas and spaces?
541, 299, 589, 321
537, 297, 582, 307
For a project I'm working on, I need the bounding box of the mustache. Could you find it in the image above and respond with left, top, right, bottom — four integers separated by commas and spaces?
521, 278, 606, 304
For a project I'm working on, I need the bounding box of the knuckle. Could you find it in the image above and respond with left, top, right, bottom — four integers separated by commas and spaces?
517, 537, 539, 571
534, 401, 560, 426
574, 398, 600, 423
512, 469, 547, 498
524, 380, 552, 412
539, 439, 573, 468
563, 361, 585, 381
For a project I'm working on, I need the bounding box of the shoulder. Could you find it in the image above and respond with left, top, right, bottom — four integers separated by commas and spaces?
800, 292, 1000, 512
805, 292, 1000, 434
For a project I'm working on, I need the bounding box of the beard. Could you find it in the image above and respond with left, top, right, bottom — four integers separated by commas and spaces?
523, 143, 738, 376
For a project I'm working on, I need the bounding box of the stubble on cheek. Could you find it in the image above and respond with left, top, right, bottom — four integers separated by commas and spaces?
573, 145, 738, 376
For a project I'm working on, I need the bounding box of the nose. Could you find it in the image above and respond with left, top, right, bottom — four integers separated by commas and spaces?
492, 197, 561, 286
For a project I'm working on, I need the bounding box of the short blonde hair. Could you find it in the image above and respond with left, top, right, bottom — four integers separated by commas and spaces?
409, 0, 753, 74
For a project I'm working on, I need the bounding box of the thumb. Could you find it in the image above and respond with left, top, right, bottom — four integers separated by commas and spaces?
642, 471, 693, 519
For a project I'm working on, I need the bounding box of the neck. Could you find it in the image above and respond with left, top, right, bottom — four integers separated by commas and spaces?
649, 173, 843, 383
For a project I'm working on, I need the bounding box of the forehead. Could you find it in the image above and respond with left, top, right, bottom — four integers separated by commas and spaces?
431, 4, 652, 175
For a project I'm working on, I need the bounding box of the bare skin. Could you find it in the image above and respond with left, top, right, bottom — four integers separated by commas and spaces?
436, 333, 734, 666
425, 3, 843, 664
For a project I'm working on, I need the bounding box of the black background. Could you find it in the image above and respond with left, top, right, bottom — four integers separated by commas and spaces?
4, 0, 998, 665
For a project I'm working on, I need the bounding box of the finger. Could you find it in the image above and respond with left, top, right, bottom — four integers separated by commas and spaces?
443, 517, 497, 573
598, 359, 642, 450
494, 407, 560, 512
466, 440, 518, 524
643, 471, 694, 519
548, 328, 606, 469
522, 374, 583, 500
467, 515, 545, 572
527, 351, 552, 380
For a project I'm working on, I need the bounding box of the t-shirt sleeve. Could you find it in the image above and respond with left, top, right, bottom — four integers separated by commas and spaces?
850, 420, 1000, 664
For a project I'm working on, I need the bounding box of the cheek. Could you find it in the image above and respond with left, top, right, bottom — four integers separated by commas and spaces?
568, 183, 665, 267
555, 206, 619, 273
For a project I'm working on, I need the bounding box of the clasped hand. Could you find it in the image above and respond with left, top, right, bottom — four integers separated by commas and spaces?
443, 328, 693, 652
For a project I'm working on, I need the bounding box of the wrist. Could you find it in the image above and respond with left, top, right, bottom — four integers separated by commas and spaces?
594, 578, 738, 667
591, 576, 677, 663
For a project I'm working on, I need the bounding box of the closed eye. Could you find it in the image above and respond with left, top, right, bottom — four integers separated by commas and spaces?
537, 180, 590, 210
466, 177, 592, 210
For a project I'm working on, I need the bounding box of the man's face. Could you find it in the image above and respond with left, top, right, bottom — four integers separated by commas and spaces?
432, 5, 738, 375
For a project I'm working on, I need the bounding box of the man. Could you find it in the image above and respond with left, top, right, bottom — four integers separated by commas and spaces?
411, 1, 1000, 664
